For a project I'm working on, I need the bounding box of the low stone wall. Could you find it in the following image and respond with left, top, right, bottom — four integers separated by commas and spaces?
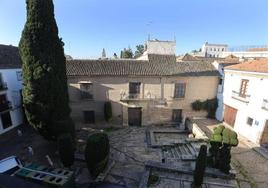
186, 118, 208, 140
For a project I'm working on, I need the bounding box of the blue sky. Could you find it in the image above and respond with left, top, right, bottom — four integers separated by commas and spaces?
0, 0, 268, 58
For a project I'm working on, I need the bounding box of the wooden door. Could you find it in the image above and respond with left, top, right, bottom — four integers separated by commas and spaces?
260, 120, 268, 145
128, 107, 142, 126
224, 105, 237, 127
83, 111, 95, 124
172, 109, 182, 123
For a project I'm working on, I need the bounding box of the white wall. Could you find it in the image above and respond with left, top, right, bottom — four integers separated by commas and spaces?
221, 51, 268, 58
0, 69, 24, 134
212, 61, 224, 121
201, 43, 228, 58
223, 70, 268, 144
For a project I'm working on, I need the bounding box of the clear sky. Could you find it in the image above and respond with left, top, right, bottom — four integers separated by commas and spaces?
0, 0, 268, 59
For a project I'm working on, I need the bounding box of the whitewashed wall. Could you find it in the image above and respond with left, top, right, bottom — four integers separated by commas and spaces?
223, 70, 268, 144
0, 68, 24, 134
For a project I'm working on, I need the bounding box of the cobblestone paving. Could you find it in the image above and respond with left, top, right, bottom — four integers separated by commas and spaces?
106, 127, 162, 187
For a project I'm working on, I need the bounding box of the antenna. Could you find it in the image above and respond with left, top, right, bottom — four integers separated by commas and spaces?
146, 21, 153, 41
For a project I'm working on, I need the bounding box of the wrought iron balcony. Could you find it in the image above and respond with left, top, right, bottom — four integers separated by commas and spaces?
262, 99, 268, 111
0, 101, 12, 112
0, 82, 8, 91
120, 92, 167, 106
232, 90, 250, 103
120, 93, 141, 100
80, 91, 93, 100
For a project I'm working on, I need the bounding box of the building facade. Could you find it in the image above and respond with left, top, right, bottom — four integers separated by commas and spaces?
0, 45, 24, 134
201, 42, 228, 58
66, 54, 219, 127
212, 56, 241, 121
223, 59, 268, 145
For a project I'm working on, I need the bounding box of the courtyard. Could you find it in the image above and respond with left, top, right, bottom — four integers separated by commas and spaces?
0, 121, 241, 188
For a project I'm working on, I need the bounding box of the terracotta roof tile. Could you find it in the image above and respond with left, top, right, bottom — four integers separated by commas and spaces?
225, 58, 268, 73
66, 55, 219, 77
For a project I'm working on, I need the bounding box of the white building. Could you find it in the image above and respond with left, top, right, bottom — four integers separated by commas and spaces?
201, 42, 228, 58
137, 39, 176, 60
0, 45, 24, 134
223, 58, 268, 145
212, 55, 241, 121
220, 51, 268, 58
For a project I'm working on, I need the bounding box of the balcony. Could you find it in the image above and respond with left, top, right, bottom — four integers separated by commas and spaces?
262, 99, 268, 111
0, 82, 8, 91
0, 101, 12, 113
120, 93, 141, 101
120, 92, 167, 105
80, 91, 93, 100
232, 90, 250, 103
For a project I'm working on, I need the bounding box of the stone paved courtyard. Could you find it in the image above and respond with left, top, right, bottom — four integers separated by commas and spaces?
0, 123, 239, 187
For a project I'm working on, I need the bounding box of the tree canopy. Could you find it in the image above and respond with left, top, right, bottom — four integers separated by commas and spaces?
134, 44, 145, 58
120, 47, 133, 59
19, 0, 74, 140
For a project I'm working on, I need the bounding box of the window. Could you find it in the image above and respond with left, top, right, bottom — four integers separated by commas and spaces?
172, 109, 182, 123
219, 78, 223, 85
247, 117, 253, 126
239, 79, 249, 98
80, 83, 93, 99
222, 48, 224, 51
174, 83, 186, 98
1, 112, 12, 129
83, 111, 95, 124
129, 82, 141, 98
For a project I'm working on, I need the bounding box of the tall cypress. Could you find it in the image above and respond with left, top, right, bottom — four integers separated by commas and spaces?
19, 0, 74, 140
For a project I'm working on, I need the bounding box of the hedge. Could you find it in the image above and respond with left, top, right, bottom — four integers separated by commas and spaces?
85, 133, 110, 177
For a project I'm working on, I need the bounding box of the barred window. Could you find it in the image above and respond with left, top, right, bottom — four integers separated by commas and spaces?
80, 83, 93, 99
174, 83, 186, 98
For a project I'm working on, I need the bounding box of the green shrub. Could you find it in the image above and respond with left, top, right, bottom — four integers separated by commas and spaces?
193, 145, 207, 188
191, 98, 218, 118
191, 100, 203, 111
209, 125, 239, 172
53, 118, 76, 140
85, 133, 110, 177
219, 144, 231, 173
104, 101, 112, 122
57, 133, 75, 167
148, 174, 159, 186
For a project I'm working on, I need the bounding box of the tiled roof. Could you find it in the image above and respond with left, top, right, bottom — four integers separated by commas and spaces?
179, 54, 223, 62
66, 55, 219, 77
0, 44, 22, 69
225, 58, 268, 73
215, 55, 240, 66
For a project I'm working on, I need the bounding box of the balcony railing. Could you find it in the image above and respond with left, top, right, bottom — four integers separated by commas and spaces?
120, 93, 141, 100
120, 92, 166, 105
0, 101, 12, 112
262, 99, 268, 111
0, 82, 8, 91
232, 90, 250, 103
80, 91, 93, 100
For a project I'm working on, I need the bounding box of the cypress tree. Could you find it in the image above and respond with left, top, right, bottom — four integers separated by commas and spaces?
19, 0, 74, 140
